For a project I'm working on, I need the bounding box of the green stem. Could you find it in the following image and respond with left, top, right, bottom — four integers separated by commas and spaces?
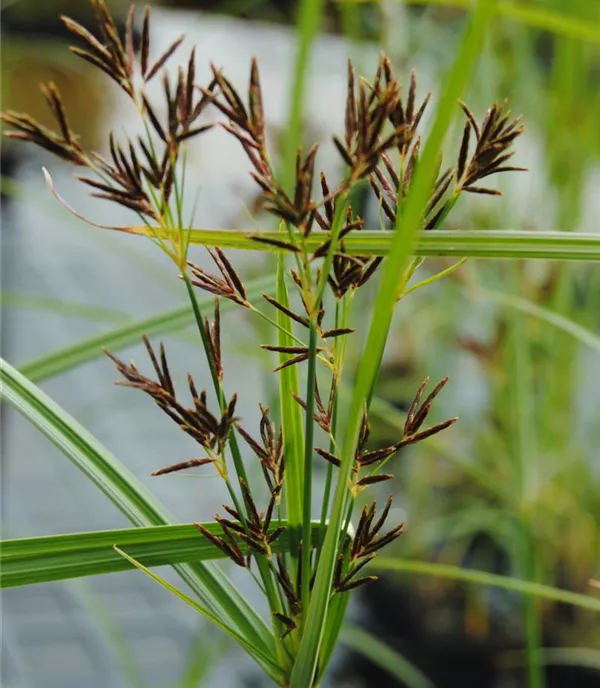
318, 464, 334, 557
182, 273, 282, 632
314, 192, 350, 307
142, 227, 600, 262
301, 321, 318, 616
317, 297, 348, 558
251, 305, 307, 347
183, 273, 223, 400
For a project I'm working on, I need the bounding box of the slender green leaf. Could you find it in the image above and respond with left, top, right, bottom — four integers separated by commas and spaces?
275, 258, 305, 555
278, 0, 324, 583
0, 359, 275, 657
115, 547, 285, 686
341, 624, 435, 688
291, 3, 495, 685
373, 558, 600, 612
157, 228, 600, 261
2, 292, 130, 324
316, 593, 351, 683
20, 273, 276, 382
1, 521, 323, 588
301, 321, 318, 611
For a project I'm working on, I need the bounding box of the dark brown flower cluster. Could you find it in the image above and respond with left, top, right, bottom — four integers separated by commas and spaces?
204, 57, 323, 233
1, 0, 214, 235
336, 61, 426, 180
312, 174, 382, 299
188, 248, 251, 309
197, 477, 285, 569
332, 60, 410, 181
105, 333, 234, 475
237, 405, 285, 500
370, 93, 525, 231
457, 100, 526, 195
0, 0, 525, 279
314, 377, 457, 491
334, 496, 403, 592
108, 334, 289, 575
1, 82, 88, 166
206, 55, 424, 244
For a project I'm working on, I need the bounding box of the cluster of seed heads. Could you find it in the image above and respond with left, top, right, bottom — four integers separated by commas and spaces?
333, 496, 404, 593
1, 0, 214, 248
314, 377, 457, 493
1, 0, 526, 635
105, 333, 235, 473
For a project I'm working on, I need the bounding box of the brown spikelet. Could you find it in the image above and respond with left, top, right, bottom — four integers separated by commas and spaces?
251, 236, 302, 253
458, 100, 525, 193
188, 250, 249, 307
40, 82, 72, 144
151, 458, 215, 476
249, 58, 265, 145
273, 353, 310, 372
356, 474, 394, 487
145, 35, 185, 82
315, 447, 341, 468
124, 5, 135, 75
262, 294, 310, 328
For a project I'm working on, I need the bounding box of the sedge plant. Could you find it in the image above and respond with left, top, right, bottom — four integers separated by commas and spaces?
1, 1, 569, 686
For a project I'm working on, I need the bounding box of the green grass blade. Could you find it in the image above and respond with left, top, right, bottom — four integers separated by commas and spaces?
2, 359, 181, 529
0, 359, 275, 656
1, 521, 323, 588
315, 592, 351, 682
275, 258, 305, 555
277, 0, 325, 577
301, 321, 318, 612
174, 228, 600, 261
20, 273, 276, 383
2, 292, 130, 324
341, 624, 435, 688
114, 547, 285, 686
372, 558, 600, 612
290, 2, 495, 685
494, 1, 600, 44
